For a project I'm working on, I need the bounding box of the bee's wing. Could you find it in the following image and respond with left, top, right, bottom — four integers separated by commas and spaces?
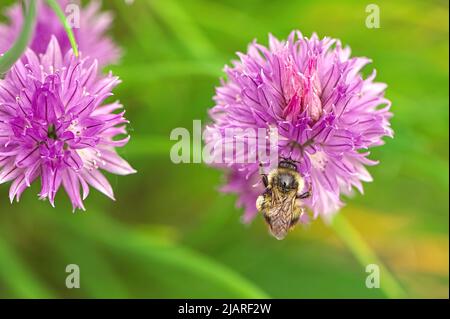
265, 190, 298, 239
267, 189, 297, 218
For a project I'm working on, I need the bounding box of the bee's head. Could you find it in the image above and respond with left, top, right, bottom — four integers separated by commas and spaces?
276, 173, 298, 192
278, 159, 297, 171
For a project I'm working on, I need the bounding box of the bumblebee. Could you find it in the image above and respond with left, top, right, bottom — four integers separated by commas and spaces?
256, 159, 311, 240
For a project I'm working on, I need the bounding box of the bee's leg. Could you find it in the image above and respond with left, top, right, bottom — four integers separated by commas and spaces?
297, 191, 311, 199
263, 213, 271, 225
259, 163, 269, 188
256, 195, 265, 212
290, 206, 301, 227
290, 215, 299, 227
297, 183, 312, 199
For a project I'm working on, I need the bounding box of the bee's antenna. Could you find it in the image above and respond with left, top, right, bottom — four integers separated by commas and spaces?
283, 141, 304, 164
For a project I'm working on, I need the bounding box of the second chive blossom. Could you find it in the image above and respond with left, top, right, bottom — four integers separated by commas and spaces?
0, 37, 135, 210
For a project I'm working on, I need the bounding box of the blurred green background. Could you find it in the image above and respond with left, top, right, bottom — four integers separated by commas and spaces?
0, 0, 448, 298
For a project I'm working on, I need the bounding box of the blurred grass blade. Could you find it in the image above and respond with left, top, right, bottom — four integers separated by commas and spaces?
183, 0, 265, 40
147, 0, 217, 60
111, 61, 223, 82
332, 214, 407, 299
0, 237, 54, 298
45, 0, 79, 57
51, 235, 131, 298
57, 211, 269, 298
124, 135, 173, 157
0, 0, 36, 75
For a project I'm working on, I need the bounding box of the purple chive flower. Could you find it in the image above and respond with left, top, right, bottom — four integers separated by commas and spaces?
206, 31, 393, 223
0, 37, 135, 210
0, 0, 121, 66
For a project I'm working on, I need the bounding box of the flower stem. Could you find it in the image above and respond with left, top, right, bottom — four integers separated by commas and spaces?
0, 0, 36, 75
45, 0, 79, 57
331, 214, 407, 299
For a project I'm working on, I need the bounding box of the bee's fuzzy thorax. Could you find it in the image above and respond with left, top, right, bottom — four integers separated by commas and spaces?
268, 168, 304, 194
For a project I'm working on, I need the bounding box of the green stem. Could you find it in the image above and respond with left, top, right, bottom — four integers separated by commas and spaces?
45, 0, 79, 57
0, 0, 36, 75
332, 214, 407, 299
